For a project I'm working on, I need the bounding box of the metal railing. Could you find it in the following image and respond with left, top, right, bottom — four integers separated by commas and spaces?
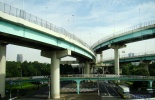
103, 50, 155, 61
6, 74, 155, 81
91, 20, 155, 49
61, 74, 155, 80
0, 2, 92, 51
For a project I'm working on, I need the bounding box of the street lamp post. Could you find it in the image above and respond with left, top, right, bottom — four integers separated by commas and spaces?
9, 80, 12, 100
72, 15, 74, 24
89, 33, 91, 45
20, 67, 23, 90
72, 14, 74, 34
113, 20, 116, 36
17, 90, 19, 98
97, 76, 100, 95
48, 78, 50, 99
45, 6, 48, 28
139, 8, 141, 25
22, 0, 25, 11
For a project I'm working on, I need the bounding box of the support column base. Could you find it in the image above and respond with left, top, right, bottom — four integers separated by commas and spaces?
52, 94, 60, 99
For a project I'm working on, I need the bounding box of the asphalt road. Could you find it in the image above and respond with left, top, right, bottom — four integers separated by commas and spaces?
18, 81, 123, 100
16, 81, 154, 100
18, 86, 49, 100
99, 80, 155, 100
17, 81, 101, 100
18, 81, 71, 100
98, 81, 124, 100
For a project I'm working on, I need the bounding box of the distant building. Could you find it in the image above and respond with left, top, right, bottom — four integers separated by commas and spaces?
128, 53, 134, 57
17, 54, 23, 62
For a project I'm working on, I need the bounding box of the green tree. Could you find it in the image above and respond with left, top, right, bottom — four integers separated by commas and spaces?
60, 64, 74, 74
131, 64, 149, 89
108, 66, 114, 74
97, 68, 103, 74
6, 61, 21, 77
22, 61, 29, 76
122, 63, 150, 89
149, 62, 155, 76
150, 69, 155, 76
132, 68, 149, 76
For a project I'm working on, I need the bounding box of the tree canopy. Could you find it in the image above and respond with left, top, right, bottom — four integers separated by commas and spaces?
122, 63, 149, 76
6, 61, 79, 77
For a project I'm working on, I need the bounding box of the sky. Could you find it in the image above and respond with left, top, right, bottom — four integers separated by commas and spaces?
1, 0, 155, 63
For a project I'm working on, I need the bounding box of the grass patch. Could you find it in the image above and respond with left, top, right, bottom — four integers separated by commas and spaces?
5, 82, 47, 98
125, 81, 133, 86
6, 82, 36, 89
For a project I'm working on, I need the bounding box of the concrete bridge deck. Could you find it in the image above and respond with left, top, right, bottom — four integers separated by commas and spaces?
103, 51, 155, 63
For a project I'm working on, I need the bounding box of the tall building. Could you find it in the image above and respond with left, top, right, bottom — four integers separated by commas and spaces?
17, 54, 23, 62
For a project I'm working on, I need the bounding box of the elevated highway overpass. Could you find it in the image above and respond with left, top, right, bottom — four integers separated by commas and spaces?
92, 20, 155, 75
103, 51, 155, 63
99, 51, 155, 74
1, 2, 155, 99
92, 21, 155, 53
0, 2, 95, 99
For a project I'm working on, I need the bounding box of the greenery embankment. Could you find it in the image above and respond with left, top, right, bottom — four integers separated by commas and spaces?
100, 62, 155, 90
5, 82, 46, 98
5, 61, 80, 98
5, 61, 155, 96
6, 61, 79, 78
121, 62, 155, 90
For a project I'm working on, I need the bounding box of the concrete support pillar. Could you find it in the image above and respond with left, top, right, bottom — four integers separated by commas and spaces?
91, 66, 95, 74
50, 51, 60, 99
114, 48, 119, 75
90, 64, 92, 74
119, 67, 122, 74
140, 61, 150, 73
78, 66, 81, 74
100, 52, 103, 63
85, 62, 90, 74
144, 65, 149, 72
82, 67, 84, 74
104, 66, 109, 74
76, 80, 81, 94
93, 67, 95, 74
90, 66, 93, 74
108, 44, 126, 75
95, 54, 98, 63
81, 63, 84, 74
144, 61, 150, 72
84, 64, 86, 74
0, 44, 6, 98
41, 49, 71, 99
80, 64, 83, 74
102, 67, 104, 74
148, 81, 153, 89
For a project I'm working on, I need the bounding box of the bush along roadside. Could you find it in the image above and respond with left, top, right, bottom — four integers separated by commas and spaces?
5, 82, 47, 99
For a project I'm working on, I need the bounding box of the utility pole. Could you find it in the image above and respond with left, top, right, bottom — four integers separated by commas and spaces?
48, 78, 51, 99
22, 0, 25, 11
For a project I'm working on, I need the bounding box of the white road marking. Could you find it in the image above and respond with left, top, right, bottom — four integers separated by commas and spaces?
101, 96, 120, 97
103, 84, 110, 96
110, 84, 120, 96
